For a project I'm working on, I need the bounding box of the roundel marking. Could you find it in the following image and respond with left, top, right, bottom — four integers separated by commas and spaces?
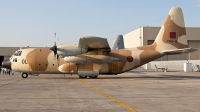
127, 56, 133, 62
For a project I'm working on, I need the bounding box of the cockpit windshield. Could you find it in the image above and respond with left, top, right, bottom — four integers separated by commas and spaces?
13, 51, 22, 56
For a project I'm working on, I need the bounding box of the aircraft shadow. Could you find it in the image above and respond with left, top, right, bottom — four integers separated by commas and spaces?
126, 71, 147, 74
127, 70, 182, 74
97, 75, 200, 80
28, 73, 200, 80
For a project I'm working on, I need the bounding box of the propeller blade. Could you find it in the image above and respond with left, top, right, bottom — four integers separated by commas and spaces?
57, 54, 59, 60
50, 42, 57, 60
56, 54, 60, 66
50, 33, 60, 66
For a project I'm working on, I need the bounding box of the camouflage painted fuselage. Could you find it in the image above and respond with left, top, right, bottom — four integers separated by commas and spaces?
11, 44, 161, 74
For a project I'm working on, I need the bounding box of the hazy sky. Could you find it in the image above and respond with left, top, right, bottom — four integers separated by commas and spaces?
0, 0, 200, 47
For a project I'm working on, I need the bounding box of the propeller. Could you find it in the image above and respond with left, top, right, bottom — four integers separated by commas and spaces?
50, 32, 60, 66
50, 42, 57, 58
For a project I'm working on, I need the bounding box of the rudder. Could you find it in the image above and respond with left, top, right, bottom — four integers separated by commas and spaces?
154, 7, 189, 52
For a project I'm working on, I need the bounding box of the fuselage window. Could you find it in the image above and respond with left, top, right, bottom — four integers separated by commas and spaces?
14, 58, 17, 62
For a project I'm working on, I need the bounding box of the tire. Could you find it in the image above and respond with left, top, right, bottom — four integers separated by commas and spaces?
89, 76, 98, 79
22, 73, 28, 78
79, 75, 87, 79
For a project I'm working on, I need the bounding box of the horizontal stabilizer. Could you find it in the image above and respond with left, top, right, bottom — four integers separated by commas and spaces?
162, 47, 197, 55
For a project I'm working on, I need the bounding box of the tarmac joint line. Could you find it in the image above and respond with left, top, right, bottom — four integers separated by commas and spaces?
77, 79, 138, 112
0, 79, 23, 88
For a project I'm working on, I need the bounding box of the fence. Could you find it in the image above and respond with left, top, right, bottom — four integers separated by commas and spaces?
149, 60, 200, 72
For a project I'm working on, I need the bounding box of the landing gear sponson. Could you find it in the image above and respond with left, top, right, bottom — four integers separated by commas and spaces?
78, 70, 99, 79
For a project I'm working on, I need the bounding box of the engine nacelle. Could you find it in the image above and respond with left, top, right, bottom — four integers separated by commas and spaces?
58, 63, 78, 73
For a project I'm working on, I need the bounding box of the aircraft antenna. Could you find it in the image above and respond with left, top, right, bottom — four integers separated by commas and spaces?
55, 32, 57, 45
140, 26, 142, 46
50, 32, 58, 61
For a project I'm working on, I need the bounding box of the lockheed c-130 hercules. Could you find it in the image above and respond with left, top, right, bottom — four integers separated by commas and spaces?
2, 7, 196, 79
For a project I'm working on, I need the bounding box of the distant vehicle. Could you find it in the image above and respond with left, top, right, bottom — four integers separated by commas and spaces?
2, 7, 196, 79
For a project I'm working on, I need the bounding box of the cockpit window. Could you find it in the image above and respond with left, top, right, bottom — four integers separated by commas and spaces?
13, 51, 22, 56
18, 51, 22, 56
13, 52, 18, 56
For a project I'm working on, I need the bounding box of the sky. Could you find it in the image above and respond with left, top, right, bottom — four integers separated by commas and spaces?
0, 0, 200, 47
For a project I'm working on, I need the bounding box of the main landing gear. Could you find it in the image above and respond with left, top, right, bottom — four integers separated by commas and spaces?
89, 76, 98, 78
22, 73, 28, 78
78, 75, 98, 79
79, 75, 87, 79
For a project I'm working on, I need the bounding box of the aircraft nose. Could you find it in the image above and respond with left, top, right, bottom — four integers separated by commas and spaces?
2, 59, 11, 70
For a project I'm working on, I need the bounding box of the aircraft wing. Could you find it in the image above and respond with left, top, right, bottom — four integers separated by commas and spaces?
162, 47, 197, 55
78, 36, 111, 52
64, 55, 120, 63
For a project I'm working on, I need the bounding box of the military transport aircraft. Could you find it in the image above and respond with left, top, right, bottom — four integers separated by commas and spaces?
2, 7, 196, 79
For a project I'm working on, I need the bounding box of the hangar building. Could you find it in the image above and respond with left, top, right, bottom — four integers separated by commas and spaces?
123, 26, 200, 61
0, 47, 20, 66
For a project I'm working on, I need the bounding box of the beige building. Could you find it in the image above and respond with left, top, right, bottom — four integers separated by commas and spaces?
123, 26, 200, 61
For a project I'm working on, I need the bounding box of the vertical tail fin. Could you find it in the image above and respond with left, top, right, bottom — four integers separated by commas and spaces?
154, 7, 188, 52
112, 35, 124, 50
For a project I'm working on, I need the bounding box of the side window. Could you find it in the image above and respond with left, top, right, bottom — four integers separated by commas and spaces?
14, 52, 18, 56
15, 58, 17, 62
18, 51, 22, 56
10, 56, 13, 60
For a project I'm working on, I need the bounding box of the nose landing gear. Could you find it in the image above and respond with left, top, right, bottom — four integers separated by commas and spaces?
22, 73, 28, 78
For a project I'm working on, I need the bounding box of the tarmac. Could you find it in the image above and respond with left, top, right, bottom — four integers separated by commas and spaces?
0, 69, 200, 112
